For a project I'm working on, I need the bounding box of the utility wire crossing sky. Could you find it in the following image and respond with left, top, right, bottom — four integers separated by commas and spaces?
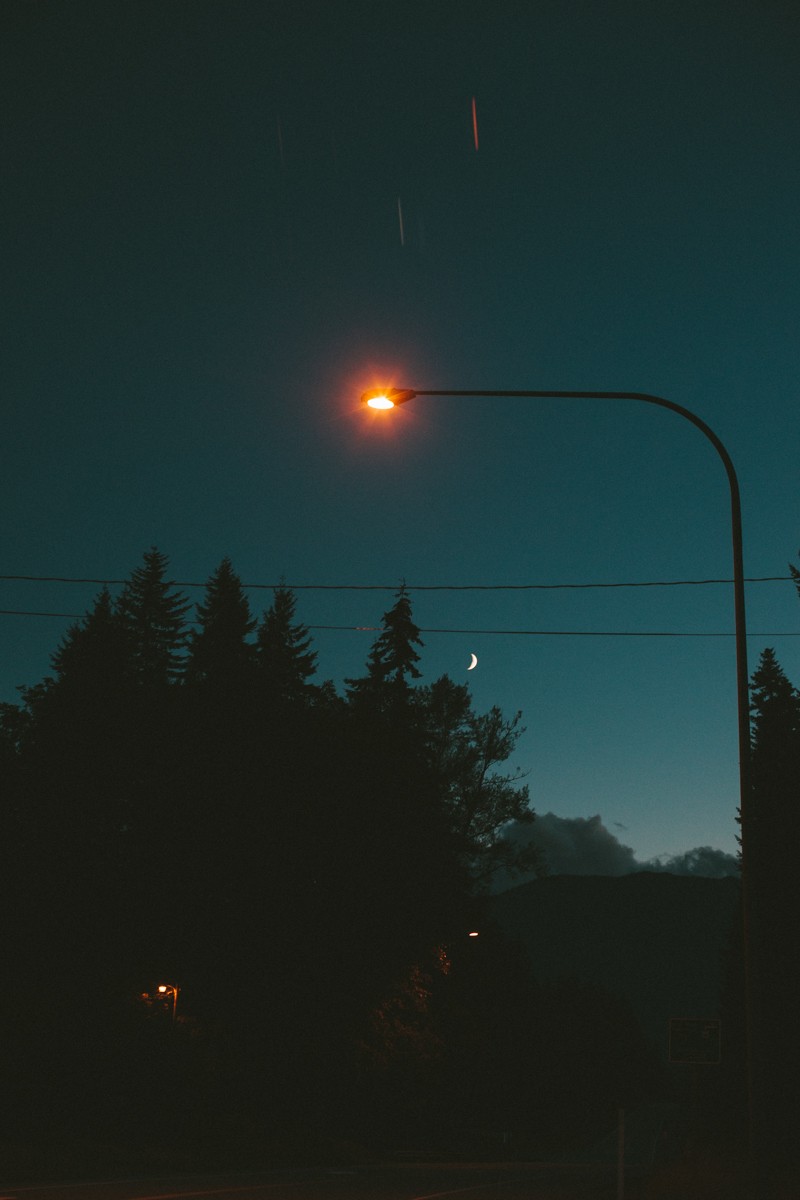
2, 573, 797, 635
3, 0, 799, 866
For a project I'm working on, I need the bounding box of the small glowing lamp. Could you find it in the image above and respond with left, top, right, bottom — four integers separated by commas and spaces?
156, 982, 179, 1022
361, 388, 417, 409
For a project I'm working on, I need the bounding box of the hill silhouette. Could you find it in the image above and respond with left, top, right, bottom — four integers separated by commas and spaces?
489, 872, 740, 1055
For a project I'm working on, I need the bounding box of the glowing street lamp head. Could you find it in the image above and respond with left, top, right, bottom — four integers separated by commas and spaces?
361, 387, 416, 409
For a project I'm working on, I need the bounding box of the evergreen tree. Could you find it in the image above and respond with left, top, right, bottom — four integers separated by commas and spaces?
256, 584, 317, 704
185, 557, 256, 690
51, 585, 130, 692
747, 646, 800, 890
346, 584, 422, 710
181, 559, 259, 924
0, 553, 566, 1150
18, 586, 133, 839
104, 551, 191, 961
369, 583, 422, 687
115, 547, 190, 687
2, 586, 153, 1042
745, 646, 800, 1169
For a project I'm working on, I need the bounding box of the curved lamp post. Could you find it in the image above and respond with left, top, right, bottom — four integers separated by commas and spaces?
362, 384, 756, 1156
157, 982, 180, 1024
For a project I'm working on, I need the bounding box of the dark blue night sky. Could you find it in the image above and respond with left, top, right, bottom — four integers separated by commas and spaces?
3, 0, 799, 863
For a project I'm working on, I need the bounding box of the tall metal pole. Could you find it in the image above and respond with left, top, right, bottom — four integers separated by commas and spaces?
367, 386, 756, 1164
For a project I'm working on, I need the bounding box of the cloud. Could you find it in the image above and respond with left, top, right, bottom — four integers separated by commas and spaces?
645, 845, 740, 878
493, 812, 738, 890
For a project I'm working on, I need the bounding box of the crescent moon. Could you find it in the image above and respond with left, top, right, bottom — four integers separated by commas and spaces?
468, 653, 478, 670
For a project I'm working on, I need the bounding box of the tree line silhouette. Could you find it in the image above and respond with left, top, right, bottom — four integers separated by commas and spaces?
4, 546, 797, 1170
700, 558, 800, 1185
0, 548, 664, 1164
733, 585, 800, 1177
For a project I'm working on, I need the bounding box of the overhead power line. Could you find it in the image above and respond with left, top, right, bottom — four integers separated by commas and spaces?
0, 572, 795, 591
1, 571, 797, 636
1, 610, 798, 639
314, 626, 800, 638
1, 610, 82, 618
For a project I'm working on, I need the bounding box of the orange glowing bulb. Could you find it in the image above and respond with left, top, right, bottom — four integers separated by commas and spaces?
360, 388, 416, 408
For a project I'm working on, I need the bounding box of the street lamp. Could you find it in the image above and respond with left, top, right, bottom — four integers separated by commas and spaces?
157, 982, 179, 1024
361, 383, 756, 1157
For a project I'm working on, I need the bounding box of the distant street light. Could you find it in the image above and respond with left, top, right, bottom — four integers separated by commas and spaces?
363, 388, 416, 409
157, 982, 179, 1024
360, 383, 757, 1163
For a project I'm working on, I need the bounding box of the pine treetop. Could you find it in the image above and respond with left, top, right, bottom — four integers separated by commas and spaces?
185, 557, 257, 686
256, 583, 317, 701
115, 547, 190, 686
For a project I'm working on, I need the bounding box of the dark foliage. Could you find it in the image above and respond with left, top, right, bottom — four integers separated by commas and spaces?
351, 924, 664, 1155
717, 624, 800, 1175
255, 582, 318, 706
346, 584, 422, 714
115, 546, 191, 687
185, 556, 257, 691
0, 553, 660, 1167
741, 644, 800, 1168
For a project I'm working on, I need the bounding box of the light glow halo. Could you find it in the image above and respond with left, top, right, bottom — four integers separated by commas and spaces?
361, 387, 417, 409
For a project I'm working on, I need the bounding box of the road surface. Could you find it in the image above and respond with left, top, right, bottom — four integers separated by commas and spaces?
0, 1162, 642, 1200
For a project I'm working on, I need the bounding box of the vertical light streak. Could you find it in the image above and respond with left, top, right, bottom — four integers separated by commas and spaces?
471, 96, 479, 150
397, 196, 405, 246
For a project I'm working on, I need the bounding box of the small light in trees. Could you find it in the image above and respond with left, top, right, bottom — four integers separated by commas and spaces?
157, 982, 179, 1023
